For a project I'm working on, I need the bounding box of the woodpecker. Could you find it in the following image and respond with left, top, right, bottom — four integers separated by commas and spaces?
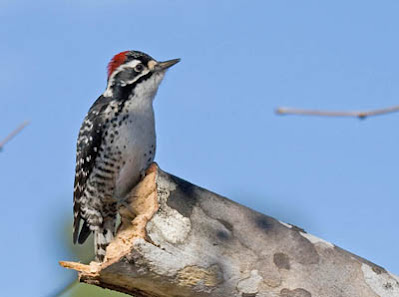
73, 50, 180, 261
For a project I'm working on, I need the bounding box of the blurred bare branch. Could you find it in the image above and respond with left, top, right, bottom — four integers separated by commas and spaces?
276, 105, 399, 119
0, 120, 30, 151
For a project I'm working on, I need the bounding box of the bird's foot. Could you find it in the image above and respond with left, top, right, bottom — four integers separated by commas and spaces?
116, 198, 136, 219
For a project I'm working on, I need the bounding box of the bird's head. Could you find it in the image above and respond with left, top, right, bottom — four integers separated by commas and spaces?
104, 50, 180, 98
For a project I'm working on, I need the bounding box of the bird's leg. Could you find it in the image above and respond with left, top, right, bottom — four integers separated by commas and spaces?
117, 163, 158, 224
116, 199, 132, 211
116, 196, 137, 220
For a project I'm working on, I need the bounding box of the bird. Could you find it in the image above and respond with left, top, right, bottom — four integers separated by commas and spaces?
73, 50, 180, 261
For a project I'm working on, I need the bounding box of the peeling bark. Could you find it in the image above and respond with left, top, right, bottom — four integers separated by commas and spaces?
60, 164, 399, 297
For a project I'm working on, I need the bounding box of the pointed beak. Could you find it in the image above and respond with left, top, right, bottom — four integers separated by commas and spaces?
156, 58, 181, 71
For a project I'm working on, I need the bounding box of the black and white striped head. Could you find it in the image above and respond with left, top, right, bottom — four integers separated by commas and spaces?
104, 50, 179, 98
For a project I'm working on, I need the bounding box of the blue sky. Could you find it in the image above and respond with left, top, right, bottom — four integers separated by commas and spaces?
1, 1, 399, 296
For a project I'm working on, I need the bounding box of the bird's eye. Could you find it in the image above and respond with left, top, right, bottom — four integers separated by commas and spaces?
134, 64, 144, 72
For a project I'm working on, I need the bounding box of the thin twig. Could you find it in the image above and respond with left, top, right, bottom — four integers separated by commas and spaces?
275, 105, 399, 119
0, 120, 30, 151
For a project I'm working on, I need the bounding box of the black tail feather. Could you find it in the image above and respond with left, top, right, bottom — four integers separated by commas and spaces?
78, 221, 91, 244
73, 214, 80, 244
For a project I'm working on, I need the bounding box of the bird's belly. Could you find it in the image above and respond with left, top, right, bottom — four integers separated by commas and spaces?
112, 119, 156, 200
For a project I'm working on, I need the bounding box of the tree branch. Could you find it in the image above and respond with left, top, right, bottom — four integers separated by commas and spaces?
276, 105, 399, 119
60, 164, 399, 297
0, 120, 29, 151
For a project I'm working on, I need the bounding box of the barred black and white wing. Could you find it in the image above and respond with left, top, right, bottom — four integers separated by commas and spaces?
73, 95, 111, 244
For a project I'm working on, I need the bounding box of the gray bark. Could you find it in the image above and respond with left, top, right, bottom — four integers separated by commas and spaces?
61, 165, 399, 297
